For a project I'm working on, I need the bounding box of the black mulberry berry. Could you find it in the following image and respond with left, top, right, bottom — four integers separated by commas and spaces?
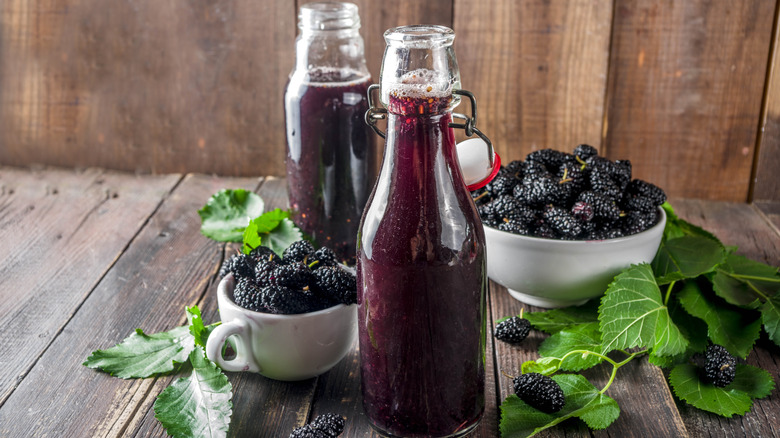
310, 413, 346, 437
494, 316, 531, 344
626, 179, 666, 205
261, 285, 312, 314
309, 247, 339, 269
513, 373, 566, 413
573, 144, 598, 161
498, 219, 531, 235
220, 253, 256, 281
313, 266, 357, 305
289, 413, 346, 438
486, 174, 520, 197
271, 262, 315, 289
543, 205, 583, 238
283, 240, 316, 263
232, 278, 264, 312
526, 149, 566, 172
703, 344, 736, 387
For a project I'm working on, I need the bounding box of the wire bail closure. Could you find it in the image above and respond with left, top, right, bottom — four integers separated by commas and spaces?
365, 85, 495, 169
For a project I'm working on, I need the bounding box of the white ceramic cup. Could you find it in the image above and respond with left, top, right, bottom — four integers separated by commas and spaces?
205, 274, 357, 381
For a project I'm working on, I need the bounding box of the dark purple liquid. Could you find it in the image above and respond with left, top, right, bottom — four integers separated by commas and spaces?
357, 94, 487, 437
284, 69, 377, 265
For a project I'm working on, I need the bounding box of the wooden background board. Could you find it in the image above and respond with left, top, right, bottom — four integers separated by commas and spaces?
1, 0, 778, 202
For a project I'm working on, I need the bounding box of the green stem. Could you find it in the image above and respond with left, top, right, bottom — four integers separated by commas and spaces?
664, 280, 677, 306
552, 348, 648, 395
599, 349, 647, 394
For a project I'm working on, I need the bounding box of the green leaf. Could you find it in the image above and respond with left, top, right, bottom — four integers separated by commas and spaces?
524, 301, 600, 335
677, 281, 761, 359
198, 189, 264, 242
652, 236, 726, 285
241, 209, 302, 255
499, 374, 619, 438
187, 306, 219, 349
668, 364, 752, 417
83, 326, 194, 379
521, 357, 562, 376
761, 295, 780, 347
599, 264, 688, 356
661, 203, 722, 244
712, 253, 780, 309
263, 218, 303, 255
538, 323, 606, 371
729, 363, 775, 400
154, 347, 233, 438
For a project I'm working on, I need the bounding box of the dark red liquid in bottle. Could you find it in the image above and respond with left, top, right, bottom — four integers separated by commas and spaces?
285, 68, 377, 264
357, 92, 487, 437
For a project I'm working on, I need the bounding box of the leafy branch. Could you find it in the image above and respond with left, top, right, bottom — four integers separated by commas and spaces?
499, 202, 779, 437
85, 306, 232, 438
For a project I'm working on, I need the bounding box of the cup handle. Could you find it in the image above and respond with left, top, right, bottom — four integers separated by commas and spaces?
205, 319, 259, 373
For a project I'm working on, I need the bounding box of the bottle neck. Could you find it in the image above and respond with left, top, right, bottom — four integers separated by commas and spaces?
292, 28, 369, 79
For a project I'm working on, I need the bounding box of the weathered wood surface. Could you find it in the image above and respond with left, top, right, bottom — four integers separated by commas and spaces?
0, 169, 778, 437
754, 2, 780, 203
0, 167, 180, 408
604, 1, 775, 202
454, 0, 612, 167
2, 1, 779, 202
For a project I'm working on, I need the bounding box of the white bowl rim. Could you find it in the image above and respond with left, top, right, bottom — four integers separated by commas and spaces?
484, 206, 666, 246
218, 273, 352, 320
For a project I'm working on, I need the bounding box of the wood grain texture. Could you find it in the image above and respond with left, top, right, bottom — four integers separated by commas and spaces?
0, 0, 294, 176
671, 199, 780, 437
753, 1, 780, 203
604, 0, 775, 202
453, 0, 613, 163
0, 167, 179, 406
489, 281, 689, 438
0, 174, 255, 437
755, 200, 780, 232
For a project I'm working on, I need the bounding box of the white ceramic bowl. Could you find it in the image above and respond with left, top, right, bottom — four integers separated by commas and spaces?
205, 274, 357, 381
484, 208, 666, 308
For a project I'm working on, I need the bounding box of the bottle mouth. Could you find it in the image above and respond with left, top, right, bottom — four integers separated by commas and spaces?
384, 25, 455, 48
299, 2, 360, 31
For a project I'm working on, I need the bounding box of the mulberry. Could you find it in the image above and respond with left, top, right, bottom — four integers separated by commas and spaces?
283, 240, 316, 264
261, 285, 312, 314
289, 413, 346, 438
232, 278, 264, 312
513, 373, 566, 413
313, 266, 357, 305
703, 344, 736, 387
494, 316, 531, 344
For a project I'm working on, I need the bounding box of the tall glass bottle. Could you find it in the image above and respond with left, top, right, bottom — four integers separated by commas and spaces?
284, 2, 376, 265
357, 25, 487, 437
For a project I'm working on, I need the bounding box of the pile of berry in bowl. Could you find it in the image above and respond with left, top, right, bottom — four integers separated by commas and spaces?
207, 240, 357, 381
472, 145, 666, 308
221, 240, 357, 313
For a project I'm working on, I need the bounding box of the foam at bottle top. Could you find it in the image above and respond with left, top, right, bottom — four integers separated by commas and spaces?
302, 66, 371, 87
384, 68, 453, 99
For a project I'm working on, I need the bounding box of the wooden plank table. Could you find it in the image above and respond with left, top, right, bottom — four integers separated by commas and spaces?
0, 166, 778, 437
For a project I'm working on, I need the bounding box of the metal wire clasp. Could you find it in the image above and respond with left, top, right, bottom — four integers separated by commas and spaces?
364, 86, 495, 168
365, 84, 387, 139
450, 89, 495, 169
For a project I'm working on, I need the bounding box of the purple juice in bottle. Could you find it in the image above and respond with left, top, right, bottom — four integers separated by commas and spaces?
285, 67, 377, 264
357, 83, 487, 437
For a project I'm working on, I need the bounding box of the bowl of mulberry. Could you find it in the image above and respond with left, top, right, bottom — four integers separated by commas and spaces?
205, 273, 357, 381
484, 207, 665, 308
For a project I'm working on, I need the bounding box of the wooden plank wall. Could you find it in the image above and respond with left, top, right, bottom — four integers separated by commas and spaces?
0, 0, 778, 202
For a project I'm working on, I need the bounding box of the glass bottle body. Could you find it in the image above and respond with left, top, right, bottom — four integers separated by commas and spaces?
284, 2, 377, 264
357, 90, 487, 437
